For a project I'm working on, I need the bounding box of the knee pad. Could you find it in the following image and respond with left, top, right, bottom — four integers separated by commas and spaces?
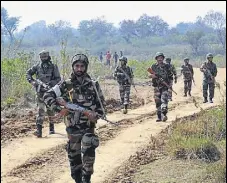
81, 133, 99, 153
161, 104, 168, 114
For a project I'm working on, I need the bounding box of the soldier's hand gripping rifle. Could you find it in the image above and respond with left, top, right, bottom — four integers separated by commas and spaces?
34, 79, 51, 92
56, 97, 118, 126
147, 67, 177, 95
202, 67, 216, 83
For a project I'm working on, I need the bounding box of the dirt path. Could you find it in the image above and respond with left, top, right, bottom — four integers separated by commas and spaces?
1, 68, 226, 183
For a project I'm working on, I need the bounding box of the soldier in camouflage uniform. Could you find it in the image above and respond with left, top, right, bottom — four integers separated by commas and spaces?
181, 58, 194, 97
149, 52, 172, 122
43, 54, 105, 183
26, 50, 61, 137
113, 56, 134, 114
165, 58, 177, 101
200, 53, 217, 103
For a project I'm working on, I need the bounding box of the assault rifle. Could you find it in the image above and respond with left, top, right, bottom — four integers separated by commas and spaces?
34, 79, 51, 92
147, 67, 177, 95
203, 68, 215, 83
56, 97, 118, 126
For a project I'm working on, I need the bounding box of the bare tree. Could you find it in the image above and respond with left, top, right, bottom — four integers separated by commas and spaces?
186, 30, 205, 56
203, 10, 226, 50
1, 7, 20, 43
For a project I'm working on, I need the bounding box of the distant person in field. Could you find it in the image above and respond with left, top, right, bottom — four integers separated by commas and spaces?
106, 51, 111, 67
113, 51, 119, 67
99, 52, 103, 62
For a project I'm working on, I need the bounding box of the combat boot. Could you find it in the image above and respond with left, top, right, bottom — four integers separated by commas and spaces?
188, 91, 191, 96
203, 97, 208, 103
82, 175, 91, 183
209, 98, 213, 103
34, 124, 42, 138
183, 92, 187, 97
156, 112, 162, 122
72, 170, 82, 183
49, 123, 55, 134
123, 104, 128, 114
162, 114, 168, 122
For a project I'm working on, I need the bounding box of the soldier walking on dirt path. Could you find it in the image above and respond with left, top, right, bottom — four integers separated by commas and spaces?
200, 53, 217, 103
165, 58, 177, 101
113, 56, 134, 114
149, 52, 172, 122
26, 50, 61, 138
181, 58, 194, 97
43, 53, 106, 183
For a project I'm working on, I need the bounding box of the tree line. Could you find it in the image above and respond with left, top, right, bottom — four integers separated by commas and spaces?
1, 7, 226, 58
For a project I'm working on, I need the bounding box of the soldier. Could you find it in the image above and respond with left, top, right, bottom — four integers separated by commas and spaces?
181, 58, 194, 97
165, 58, 177, 101
26, 50, 61, 137
200, 53, 217, 103
149, 52, 172, 122
113, 56, 134, 114
113, 52, 119, 67
43, 54, 105, 183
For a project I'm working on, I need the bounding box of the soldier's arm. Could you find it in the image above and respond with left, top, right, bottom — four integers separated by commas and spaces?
191, 65, 194, 76
49, 64, 61, 87
213, 64, 217, 77
26, 64, 38, 83
94, 81, 106, 116
43, 81, 66, 112
167, 65, 173, 81
200, 64, 205, 72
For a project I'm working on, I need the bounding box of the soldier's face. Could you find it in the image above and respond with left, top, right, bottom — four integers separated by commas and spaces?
40, 55, 49, 62
156, 56, 164, 64
73, 62, 86, 75
184, 60, 189, 64
120, 60, 126, 66
207, 57, 213, 62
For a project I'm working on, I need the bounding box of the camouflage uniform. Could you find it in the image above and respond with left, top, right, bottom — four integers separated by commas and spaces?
26, 50, 61, 137
165, 58, 177, 101
113, 56, 134, 114
181, 58, 194, 96
44, 54, 105, 183
200, 53, 217, 103
150, 52, 172, 122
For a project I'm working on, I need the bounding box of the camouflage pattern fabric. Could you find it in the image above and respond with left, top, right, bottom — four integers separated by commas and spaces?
168, 79, 173, 100
151, 63, 172, 115
167, 64, 177, 100
26, 60, 61, 128
200, 61, 217, 99
114, 65, 134, 105
183, 80, 192, 95
43, 73, 105, 181
36, 93, 54, 126
181, 64, 194, 94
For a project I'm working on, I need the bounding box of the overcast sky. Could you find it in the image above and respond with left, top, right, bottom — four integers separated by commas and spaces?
1, 1, 226, 31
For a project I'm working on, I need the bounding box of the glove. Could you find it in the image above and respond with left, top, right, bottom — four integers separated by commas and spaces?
87, 111, 98, 122
149, 74, 157, 79
174, 78, 177, 84
31, 81, 37, 87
